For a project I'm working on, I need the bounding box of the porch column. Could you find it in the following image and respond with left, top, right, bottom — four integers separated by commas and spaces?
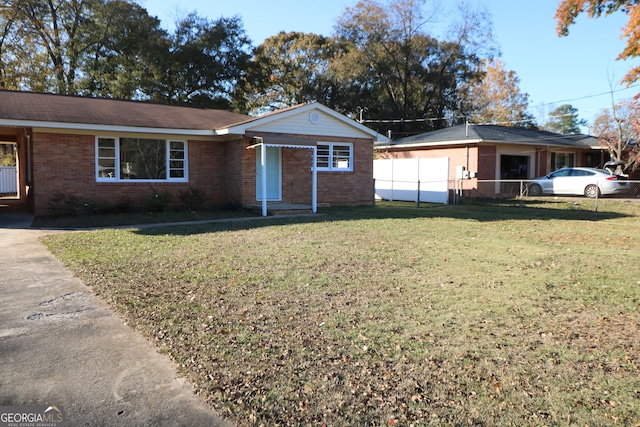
261, 143, 268, 217
312, 146, 317, 213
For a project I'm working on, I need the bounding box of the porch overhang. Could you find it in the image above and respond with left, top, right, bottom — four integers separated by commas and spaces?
246, 136, 317, 217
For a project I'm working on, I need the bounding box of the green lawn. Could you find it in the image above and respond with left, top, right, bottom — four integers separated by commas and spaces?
42, 200, 640, 426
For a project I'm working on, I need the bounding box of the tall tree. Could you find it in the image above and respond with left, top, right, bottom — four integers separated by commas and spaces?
0, 0, 166, 96
463, 59, 536, 128
238, 31, 342, 114
0, 1, 252, 109
79, 0, 168, 99
542, 104, 587, 134
1, 0, 101, 94
146, 13, 252, 109
555, 0, 640, 84
331, 0, 490, 137
592, 98, 640, 172
0, 8, 52, 91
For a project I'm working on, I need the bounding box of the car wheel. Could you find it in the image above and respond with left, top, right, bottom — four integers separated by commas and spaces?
584, 184, 600, 198
528, 184, 542, 196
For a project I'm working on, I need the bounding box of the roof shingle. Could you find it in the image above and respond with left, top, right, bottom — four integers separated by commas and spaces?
378, 124, 600, 149
0, 90, 252, 130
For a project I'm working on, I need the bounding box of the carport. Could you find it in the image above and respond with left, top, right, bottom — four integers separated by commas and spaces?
0, 126, 31, 211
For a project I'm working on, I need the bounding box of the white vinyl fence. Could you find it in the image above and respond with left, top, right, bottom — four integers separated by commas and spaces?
374, 157, 450, 204
0, 166, 17, 195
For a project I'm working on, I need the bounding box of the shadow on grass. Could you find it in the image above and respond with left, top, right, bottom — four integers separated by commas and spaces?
133, 199, 635, 237
29, 208, 257, 230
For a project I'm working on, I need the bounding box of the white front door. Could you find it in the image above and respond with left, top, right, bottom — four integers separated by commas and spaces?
256, 146, 282, 201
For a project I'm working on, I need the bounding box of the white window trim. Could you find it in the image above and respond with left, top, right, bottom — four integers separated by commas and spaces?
550, 150, 577, 171
316, 142, 354, 172
168, 139, 189, 180
95, 137, 188, 183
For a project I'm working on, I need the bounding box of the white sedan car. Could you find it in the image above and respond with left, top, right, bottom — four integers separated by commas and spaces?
527, 167, 629, 198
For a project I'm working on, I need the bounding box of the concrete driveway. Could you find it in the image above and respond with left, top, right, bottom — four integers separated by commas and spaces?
0, 211, 231, 427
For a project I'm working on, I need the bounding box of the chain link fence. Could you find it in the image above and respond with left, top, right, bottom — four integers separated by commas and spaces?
375, 176, 640, 211
457, 179, 640, 210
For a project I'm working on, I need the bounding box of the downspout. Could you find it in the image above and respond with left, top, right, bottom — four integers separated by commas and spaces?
258, 137, 267, 217
465, 119, 472, 173
546, 145, 550, 173
466, 144, 470, 172
26, 134, 32, 183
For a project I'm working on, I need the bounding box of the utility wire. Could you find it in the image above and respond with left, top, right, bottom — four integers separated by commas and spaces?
359, 84, 640, 127
534, 83, 640, 109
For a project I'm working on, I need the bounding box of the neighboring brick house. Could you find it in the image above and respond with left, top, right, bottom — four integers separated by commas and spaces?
375, 124, 608, 197
0, 91, 384, 216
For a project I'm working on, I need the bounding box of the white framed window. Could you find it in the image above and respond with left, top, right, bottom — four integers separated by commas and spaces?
96, 137, 187, 182
316, 142, 353, 171
550, 152, 575, 171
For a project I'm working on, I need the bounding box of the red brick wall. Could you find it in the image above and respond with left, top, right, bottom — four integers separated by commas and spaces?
187, 138, 229, 206
222, 138, 248, 207
240, 146, 316, 205
283, 148, 313, 204
537, 148, 550, 176
318, 137, 373, 206
241, 133, 374, 207
477, 145, 496, 180
32, 131, 374, 215
475, 145, 496, 197
31, 132, 231, 216
33, 132, 93, 215
241, 140, 257, 204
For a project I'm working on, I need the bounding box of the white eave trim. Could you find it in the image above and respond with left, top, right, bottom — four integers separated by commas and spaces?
0, 118, 218, 136
375, 137, 604, 150
218, 103, 388, 142
376, 138, 482, 149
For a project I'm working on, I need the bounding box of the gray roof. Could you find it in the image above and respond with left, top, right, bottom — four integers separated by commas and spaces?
376, 124, 601, 149
0, 90, 252, 130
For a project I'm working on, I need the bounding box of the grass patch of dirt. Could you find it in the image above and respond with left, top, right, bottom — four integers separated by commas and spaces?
42, 200, 640, 426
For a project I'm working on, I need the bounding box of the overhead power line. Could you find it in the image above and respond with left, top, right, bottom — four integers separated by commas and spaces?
358, 84, 640, 127
361, 116, 446, 124
534, 84, 640, 109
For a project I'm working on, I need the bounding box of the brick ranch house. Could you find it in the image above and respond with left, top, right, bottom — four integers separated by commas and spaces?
0, 91, 386, 216
375, 124, 608, 197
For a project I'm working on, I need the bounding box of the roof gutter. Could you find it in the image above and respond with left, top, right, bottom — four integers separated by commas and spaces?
375, 138, 483, 150
0, 118, 218, 136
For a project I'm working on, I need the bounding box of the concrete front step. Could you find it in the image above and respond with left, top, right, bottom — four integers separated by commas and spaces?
268, 209, 314, 216
245, 203, 321, 216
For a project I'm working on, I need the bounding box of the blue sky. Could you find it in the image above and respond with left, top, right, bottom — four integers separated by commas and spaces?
141, 0, 639, 131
